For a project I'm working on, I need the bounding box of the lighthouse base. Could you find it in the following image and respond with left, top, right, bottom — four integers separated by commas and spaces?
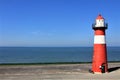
94, 72, 102, 74
93, 72, 108, 74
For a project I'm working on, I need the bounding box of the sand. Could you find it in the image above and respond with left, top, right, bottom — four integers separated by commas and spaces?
0, 63, 119, 80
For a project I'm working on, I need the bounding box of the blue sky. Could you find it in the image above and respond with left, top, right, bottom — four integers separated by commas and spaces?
0, 0, 120, 47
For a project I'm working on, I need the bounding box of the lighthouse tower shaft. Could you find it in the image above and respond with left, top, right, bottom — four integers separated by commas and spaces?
92, 14, 108, 73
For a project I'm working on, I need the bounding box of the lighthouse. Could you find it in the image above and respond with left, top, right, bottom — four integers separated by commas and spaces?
92, 14, 108, 74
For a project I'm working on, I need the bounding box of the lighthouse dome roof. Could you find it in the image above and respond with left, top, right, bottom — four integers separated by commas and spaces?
96, 14, 104, 20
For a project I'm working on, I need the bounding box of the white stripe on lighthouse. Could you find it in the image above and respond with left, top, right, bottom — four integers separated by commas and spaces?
94, 35, 106, 44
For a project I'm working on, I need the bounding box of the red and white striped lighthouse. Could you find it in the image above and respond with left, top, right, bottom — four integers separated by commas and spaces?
92, 14, 108, 74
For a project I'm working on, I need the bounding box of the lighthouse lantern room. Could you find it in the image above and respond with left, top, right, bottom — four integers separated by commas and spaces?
92, 14, 108, 29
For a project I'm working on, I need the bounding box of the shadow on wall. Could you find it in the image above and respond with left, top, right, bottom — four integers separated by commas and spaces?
108, 67, 120, 72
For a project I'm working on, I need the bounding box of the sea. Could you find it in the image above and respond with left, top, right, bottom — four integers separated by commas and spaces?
0, 47, 120, 64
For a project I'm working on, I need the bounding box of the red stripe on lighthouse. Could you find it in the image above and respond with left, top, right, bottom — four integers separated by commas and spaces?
95, 30, 105, 35
92, 44, 108, 73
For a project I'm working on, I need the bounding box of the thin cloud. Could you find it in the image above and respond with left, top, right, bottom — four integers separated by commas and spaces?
31, 31, 53, 36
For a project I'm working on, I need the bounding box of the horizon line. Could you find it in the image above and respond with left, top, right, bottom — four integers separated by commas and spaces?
0, 46, 120, 47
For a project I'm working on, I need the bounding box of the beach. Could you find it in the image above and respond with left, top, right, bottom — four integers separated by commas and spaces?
0, 62, 119, 80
